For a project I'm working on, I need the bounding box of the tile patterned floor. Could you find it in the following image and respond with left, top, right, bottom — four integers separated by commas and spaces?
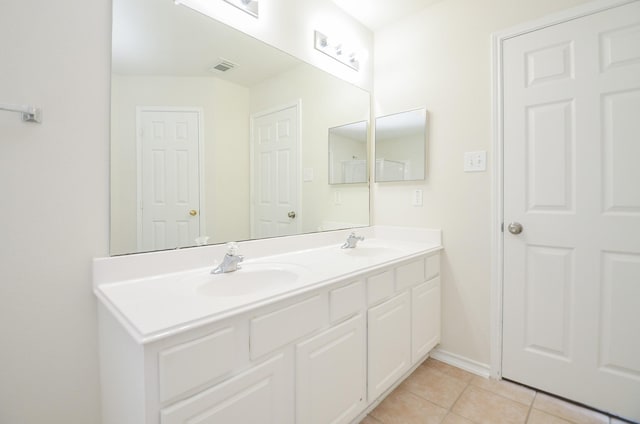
360, 358, 635, 424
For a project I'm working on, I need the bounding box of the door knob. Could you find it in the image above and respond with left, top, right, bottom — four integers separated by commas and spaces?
507, 222, 523, 235
288, 211, 296, 219
189, 210, 198, 216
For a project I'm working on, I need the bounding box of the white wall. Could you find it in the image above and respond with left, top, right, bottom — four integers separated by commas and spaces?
373, 0, 592, 366
110, 75, 251, 254
0, 1, 110, 423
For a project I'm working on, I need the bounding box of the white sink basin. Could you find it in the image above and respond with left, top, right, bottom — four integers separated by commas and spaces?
340, 244, 405, 258
193, 262, 308, 297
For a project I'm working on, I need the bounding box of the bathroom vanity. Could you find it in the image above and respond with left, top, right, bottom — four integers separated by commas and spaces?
94, 227, 442, 424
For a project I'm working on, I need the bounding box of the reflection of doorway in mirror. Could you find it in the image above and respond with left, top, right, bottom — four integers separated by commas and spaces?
137, 107, 204, 251
342, 160, 367, 183
250, 103, 301, 239
375, 158, 408, 182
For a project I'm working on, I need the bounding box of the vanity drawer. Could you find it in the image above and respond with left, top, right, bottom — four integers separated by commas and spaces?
329, 280, 364, 323
425, 253, 440, 281
250, 295, 326, 359
366, 270, 394, 306
158, 326, 238, 403
160, 354, 288, 424
395, 258, 426, 291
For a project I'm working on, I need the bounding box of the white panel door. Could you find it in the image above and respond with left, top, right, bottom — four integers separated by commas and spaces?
251, 105, 300, 239
502, 2, 640, 420
139, 109, 201, 251
296, 314, 366, 424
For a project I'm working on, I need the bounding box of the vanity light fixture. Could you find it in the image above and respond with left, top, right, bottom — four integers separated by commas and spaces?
223, 0, 259, 18
314, 30, 360, 71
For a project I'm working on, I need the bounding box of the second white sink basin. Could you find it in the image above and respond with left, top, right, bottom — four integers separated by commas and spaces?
193, 262, 308, 297
340, 244, 404, 258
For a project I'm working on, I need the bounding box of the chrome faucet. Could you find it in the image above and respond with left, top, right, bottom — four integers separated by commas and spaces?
211, 242, 244, 274
341, 232, 364, 249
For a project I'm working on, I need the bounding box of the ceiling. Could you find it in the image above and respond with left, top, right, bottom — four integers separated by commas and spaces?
112, 0, 444, 83
111, 0, 300, 86
331, 0, 444, 30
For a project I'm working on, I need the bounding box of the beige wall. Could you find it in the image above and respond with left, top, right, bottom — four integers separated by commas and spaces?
373, 0, 592, 365
0, 1, 109, 423
110, 75, 251, 254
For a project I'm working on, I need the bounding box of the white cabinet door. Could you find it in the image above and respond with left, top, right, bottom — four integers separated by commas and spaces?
296, 314, 366, 424
367, 292, 411, 401
411, 277, 440, 363
160, 354, 291, 424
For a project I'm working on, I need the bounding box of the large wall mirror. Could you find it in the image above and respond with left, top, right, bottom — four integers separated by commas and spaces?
374, 108, 427, 182
111, 0, 370, 255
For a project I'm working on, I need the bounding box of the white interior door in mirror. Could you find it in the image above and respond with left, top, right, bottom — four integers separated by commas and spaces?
137, 108, 203, 252
375, 108, 427, 182
329, 121, 368, 184
251, 104, 300, 239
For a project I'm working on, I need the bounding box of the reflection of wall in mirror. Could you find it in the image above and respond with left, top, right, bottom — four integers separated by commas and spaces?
250, 64, 370, 234
375, 158, 407, 182
375, 132, 424, 181
342, 160, 367, 183
110, 75, 251, 255
111, 64, 370, 255
329, 131, 367, 184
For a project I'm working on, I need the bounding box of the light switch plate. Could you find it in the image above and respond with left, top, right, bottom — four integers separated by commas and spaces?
412, 189, 423, 206
464, 151, 487, 172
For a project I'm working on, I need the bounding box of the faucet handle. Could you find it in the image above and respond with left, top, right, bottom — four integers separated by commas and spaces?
226, 242, 239, 256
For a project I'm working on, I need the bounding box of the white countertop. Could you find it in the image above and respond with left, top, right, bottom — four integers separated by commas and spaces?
94, 226, 442, 343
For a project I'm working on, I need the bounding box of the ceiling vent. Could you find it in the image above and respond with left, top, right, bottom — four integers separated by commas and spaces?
209, 59, 237, 73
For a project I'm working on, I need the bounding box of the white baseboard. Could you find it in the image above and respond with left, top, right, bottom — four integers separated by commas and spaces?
430, 348, 491, 379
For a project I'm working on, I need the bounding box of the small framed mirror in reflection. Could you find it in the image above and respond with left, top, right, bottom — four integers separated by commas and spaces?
328, 121, 368, 184
374, 108, 427, 182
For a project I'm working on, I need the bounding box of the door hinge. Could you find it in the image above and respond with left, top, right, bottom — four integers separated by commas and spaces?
501, 222, 504, 232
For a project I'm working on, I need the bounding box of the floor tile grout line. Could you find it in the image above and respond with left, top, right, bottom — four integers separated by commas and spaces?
448, 378, 472, 417
524, 392, 537, 424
